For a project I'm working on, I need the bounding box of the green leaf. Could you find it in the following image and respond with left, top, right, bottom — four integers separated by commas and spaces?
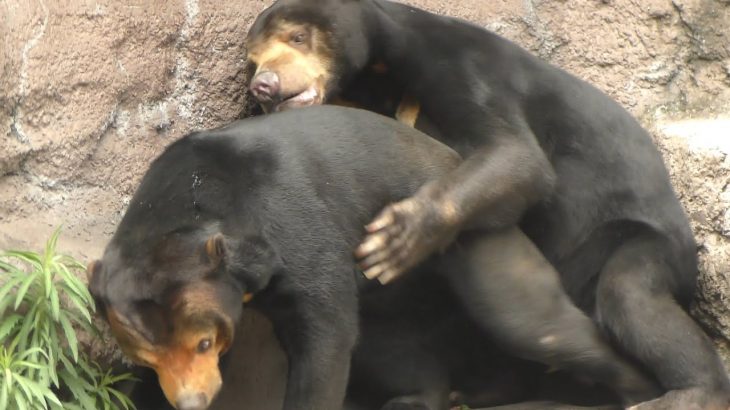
65, 311, 96, 339
0, 274, 23, 303
12, 302, 39, 352
23, 307, 42, 349
40, 335, 58, 387
13, 272, 37, 310
104, 371, 137, 385
15, 390, 29, 410
12, 374, 37, 409
0, 380, 7, 410
46, 354, 58, 388
77, 393, 98, 410
45, 227, 62, 257
108, 386, 136, 410
16, 347, 47, 362
63, 374, 97, 410
59, 255, 87, 273
58, 354, 78, 379
2, 368, 13, 395
19, 373, 62, 409
41, 386, 64, 408
0, 297, 13, 316
99, 388, 111, 410
57, 263, 93, 304
77, 357, 98, 379
0, 314, 22, 342
0, 273, 23, 289
59, 285, 92, 324
0, 277, 24, 318
58, 313, 79, 362
43, 262, 53, 299
22, 374, 61, 408
0, 260, 19, 273
49, 401, 64, 410
12, 361, 42, 371
49, 287, 60, 322
3, 250, 42, 266
56, 256, 87, 281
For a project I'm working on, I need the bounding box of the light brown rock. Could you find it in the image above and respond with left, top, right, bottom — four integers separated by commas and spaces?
2, 0, 730, 406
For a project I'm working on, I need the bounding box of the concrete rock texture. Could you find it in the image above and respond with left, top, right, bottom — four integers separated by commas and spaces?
1, 0, 729, 404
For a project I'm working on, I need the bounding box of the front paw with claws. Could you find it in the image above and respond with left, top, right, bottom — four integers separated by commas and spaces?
355, 195, 460, 284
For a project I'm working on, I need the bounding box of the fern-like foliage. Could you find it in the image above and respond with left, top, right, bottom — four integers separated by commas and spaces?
0, 227, 136, 410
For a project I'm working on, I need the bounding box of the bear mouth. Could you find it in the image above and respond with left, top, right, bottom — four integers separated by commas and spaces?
274, 86, 321, 112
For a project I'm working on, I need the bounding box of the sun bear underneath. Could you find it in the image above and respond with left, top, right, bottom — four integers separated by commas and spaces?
245, 1, 730, 409
89, 106, 650, 410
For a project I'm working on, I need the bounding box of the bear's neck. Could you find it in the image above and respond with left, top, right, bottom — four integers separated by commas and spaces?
366, 0, 445, 89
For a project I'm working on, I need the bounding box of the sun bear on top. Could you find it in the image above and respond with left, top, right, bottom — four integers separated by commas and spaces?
245, 1, 730, 408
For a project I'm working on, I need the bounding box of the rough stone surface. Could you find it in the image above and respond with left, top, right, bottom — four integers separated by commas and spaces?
2, 0, 730, 407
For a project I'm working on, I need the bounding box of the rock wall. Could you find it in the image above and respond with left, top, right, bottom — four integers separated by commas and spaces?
2, 0, 729, 406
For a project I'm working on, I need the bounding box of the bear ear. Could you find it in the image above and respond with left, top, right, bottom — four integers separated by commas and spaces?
205, 233, 226, 266
86, 260, 101, 282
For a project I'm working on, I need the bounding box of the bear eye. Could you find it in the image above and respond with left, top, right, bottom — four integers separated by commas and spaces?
197, 338, 212, 353
291, 31, 307, 45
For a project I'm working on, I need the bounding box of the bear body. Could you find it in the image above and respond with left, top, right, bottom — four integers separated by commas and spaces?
92, 106, 559, 410
94, 105, 662, 409
246, 1, 730, 407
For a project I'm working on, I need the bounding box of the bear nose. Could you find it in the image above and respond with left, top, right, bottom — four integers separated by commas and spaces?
176, 393, 208, 410
249, 71, 280, 101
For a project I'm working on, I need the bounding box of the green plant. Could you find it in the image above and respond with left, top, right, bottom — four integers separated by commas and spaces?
0, 228, 136, 410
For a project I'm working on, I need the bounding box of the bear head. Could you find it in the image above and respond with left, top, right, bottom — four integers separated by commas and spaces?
246, 0, 374, 113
